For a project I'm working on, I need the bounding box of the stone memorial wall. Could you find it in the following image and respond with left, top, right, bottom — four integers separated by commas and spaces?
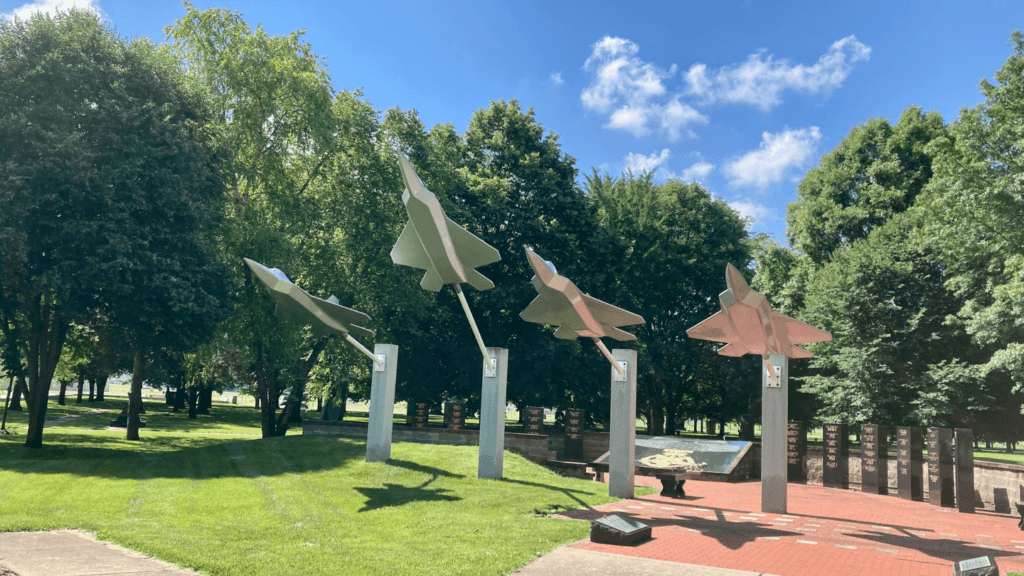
444, 403, 465, 430
412, 402, 430, 428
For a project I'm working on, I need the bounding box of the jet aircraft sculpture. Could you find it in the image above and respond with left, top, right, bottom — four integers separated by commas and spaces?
243, 258, 382, 367
520, 247, 644, 375
686, 263, 831, 376
389, 152, 501, 366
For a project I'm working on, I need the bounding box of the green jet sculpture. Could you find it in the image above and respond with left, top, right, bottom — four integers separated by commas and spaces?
389, 152, 501, 367
244, 258, 381, 366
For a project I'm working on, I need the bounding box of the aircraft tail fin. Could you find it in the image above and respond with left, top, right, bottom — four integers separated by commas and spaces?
789, 345, 814, 359
554, 326, 580, 340
463, 267, 495, 291
603, 325, 637, 342
420, 268, 444, 292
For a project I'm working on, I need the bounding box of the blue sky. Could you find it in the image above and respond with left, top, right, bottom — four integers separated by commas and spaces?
3, 0, 1020, 244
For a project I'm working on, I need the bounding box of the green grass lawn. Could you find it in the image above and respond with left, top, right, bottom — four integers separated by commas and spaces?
0, 400, 651, 576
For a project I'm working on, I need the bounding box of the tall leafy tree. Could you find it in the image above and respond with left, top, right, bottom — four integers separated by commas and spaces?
0, 9, 227, 447
586, 171, 751, 435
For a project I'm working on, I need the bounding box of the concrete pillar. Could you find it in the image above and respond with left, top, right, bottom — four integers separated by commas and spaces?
478, 347, 509, 479
609, 349, 637, 499
761, 354, 788, 513
366, 344, 398, 463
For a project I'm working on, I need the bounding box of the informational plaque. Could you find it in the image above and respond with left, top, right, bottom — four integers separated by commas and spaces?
955, 428, 975, 513
896, 426, 923, 501
927, 427, 954, 507
445, 403, 465, 430
524, 406, 544, 434
564, 408, 585, 461
413, 402, 430, 428
786, 421, 806, 481
823, 423, 849, 489
860, 424, 888, 495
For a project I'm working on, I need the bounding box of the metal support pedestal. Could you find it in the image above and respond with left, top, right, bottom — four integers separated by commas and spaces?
761, 354, 788, 513
609, 349, 637, 499
366, 344, 399, 462
478, 347, 509, 479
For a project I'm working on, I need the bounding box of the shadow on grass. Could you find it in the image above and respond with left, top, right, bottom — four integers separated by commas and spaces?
353, 459, 463, 512
0, 434, 365, 480
500, 478, 598, 511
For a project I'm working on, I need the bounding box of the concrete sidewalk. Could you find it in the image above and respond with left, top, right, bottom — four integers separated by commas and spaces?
0, 530, 199, 576
511, 547, 778, 575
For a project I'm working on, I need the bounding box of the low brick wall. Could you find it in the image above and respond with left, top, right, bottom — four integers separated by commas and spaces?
798, 445, 1023, 515
303, 421, 555, 464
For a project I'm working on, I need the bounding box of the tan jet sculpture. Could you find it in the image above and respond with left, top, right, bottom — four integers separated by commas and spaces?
686, 263, 831, 377
244, 258, 381, 366
520, 247, 644, 375
389, 152, 501, 366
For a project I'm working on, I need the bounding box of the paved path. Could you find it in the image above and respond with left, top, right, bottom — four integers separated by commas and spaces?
552, 477, 1024, 576
0, 530, 199, 576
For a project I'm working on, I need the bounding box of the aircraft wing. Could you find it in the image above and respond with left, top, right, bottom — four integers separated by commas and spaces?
581, 294, 644, 328
773, 312, 832, 345
445, 217, 501, 269
390, 220, 430, 271
520, 293, 576, 327
310, 294, 374, 339
686, 310, 740, 344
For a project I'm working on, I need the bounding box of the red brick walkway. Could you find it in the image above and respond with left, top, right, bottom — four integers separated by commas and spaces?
555, 478, 1024, 576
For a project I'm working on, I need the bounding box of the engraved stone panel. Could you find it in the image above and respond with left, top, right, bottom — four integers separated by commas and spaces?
896, 426, 923, 501
823, 423, 848, 489
927, 427, 954, 508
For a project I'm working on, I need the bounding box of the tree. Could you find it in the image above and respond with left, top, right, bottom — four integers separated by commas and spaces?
167, 4, 350, 437
919, 31, 1024, 405
0, 9, 226, 447
585, 171, 751, 435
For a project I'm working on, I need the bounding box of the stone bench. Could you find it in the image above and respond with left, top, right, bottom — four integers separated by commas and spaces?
655, 472, 692, 498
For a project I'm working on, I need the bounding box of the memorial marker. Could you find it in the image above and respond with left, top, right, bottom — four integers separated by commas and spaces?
823, 423, 849, 489
955, 428, 975, 514
787, 421, 806, 481
590, 515, 652, 546
524, 407, 544, 434
860, 424, 888, 495
896, 426, 923, 501
444, 402, 466, 430
564, 408, 585, 461
927, 427, 954, 508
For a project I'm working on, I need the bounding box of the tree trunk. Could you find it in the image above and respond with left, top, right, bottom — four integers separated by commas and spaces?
57, 379, 67, 405
87, 377, 95, 402
270, 339, 328, 437
707, 419, 717, 437
197, 386, 212, 414
173, 383, 187, 412
95, 373, 108, 402
75, 370, 84, 404
23, 294, 67, 449
125, 352, 147, 441
187, 388, 198, 419
316, 396, 322, 411
9, 377, 23, 411
650, 403, 665, 436
664, 403, 677, 436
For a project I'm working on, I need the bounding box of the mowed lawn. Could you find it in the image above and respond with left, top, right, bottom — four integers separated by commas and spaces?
0, 401, 641, 576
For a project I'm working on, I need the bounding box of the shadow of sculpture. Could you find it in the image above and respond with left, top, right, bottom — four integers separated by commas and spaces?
354, 458, 464, 512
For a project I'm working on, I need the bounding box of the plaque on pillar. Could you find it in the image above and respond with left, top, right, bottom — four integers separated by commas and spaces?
896, 426, 923, 501
524, 406, 544, 434
413, 402, 430, 428
786, 421, 806, 481
955, 428, 975, 514
564, 409, 585, 461
823, 423, 849, 489
927, 427, 954, 508
860, 424, 888, 495
445, 403, 465, 430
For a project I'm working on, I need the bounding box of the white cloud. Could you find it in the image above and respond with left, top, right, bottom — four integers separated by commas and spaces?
685, 36, 871, 111
582, 36, 707, 140
550, 72, 564, 85
723, 127, 822, 189
678, 161, 715, 183
1, 0, 102, 20
728, 199, 775, 227
624, 149, 671, 174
